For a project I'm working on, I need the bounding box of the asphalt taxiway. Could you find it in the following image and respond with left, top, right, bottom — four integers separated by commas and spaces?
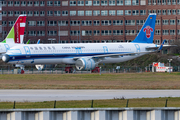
0, 90, 180, 102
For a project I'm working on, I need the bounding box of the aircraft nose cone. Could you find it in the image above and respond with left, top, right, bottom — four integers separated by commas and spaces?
2, 54, 10, 62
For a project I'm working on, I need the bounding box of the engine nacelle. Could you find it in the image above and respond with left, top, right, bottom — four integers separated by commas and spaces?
75, 58, 96, 71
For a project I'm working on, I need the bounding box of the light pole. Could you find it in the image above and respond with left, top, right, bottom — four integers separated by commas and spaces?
167, 59, 172, 74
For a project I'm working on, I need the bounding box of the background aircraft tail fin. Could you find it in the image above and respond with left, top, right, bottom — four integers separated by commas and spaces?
131, 13, 156, 43
2, 14, 27, 44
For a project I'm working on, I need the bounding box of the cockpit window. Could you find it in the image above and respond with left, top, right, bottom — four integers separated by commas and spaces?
44, 47, 47, 50
34, 47, 38, 50
48, 47, 51, 50
52, 46, 55, 50
39, 47, 42, 50
30, 47, 33, 50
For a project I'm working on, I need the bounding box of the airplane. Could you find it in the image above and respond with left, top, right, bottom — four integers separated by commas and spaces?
0, 14, 26, 59
2, 13, 166, 71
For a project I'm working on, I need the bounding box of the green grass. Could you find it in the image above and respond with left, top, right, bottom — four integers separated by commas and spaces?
1, 97, 180, 109
0, 72, 180, 89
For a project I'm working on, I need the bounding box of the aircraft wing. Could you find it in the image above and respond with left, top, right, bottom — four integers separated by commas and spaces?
146, 45, 176, 50
73, 51, 152, 60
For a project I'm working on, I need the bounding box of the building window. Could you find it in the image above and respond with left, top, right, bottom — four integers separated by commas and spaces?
113, 20, 123, 25
109, 10, 116, 16
70, 11, 76, 16
170, 19, 175, 25
172, 0, 176, 4
162, 0, 166, 4
125, 30, 135, 35
163, 30, 169, 35
47, 11, 53, 16
117, 10, 123, 15
155, 30, 161, 35
2, 11, 7, 16
101, 20, 111, 25
136, 20, 145, 25
54, 11, 61, 16
78, 0, 84, 6
113, 30, 123, 35
78, 11, 84, 16
163, 19, 169, 25
93, 20, 100, 26
48, 31, 57, 36
86, 0, 92, 5
148, 0, 152, 4
93, 10, 100, 16
21, 1, 26, 6
62, 11, 68, 16
2, 1, 7, 6
14, 1, 20, 6
70, 1, 76, 6
8, 21, 15, 26
162, 9, 166, 15
101, 30, 111, 35
94, 30, 100, 36
156, 20, 161, 25
47, 1, 53, 6
178, 9, 180, 14
58, 21, 68, 26
157, 0, 161, 4
34, 11, 39, 16
125, 20, 135, 25
172, 9, 176, 15
54, 1, 61, 6
70, 20, 80, 26
28, 21, 36, 26
14, 11, 20, 16
40, 1, 45, 6
34, 1, 39, 6
157, 10, 161, 15
70, 31, 80, 36
170, 30, 175, 35
27, 1, 33, 6
28, 31, 36, 36
152, 0, 156, 4
140, 10, 146, 15
21, 11, 26, 14
155, 40, 160, 44
178, 30, 180, 35
125, 0, 131, 5
101, 0, 108, 5
82, 30, 92, 36
8, 1, 13, 6
178, 0, 180, 4
37, 21, 45, 26
117, 0, 124, 5
167, 9, 171, 15
93, 0, 100, 5
132, 0, 139, 5
132, 10, 139, 15
48, 21, 57, 26
2, 21, 7, 26
101, 10, 108, 16
167, 0, 171, 4
109, 0, 115, 5
85, 10, 92, 16
27, 11, 33, 16
37, 31, 45, 36
152, 10, 156, 13
125, 10, 131, 15
8, 11, 13, 16
40, 11, 45, 16
82, 20, 92, 26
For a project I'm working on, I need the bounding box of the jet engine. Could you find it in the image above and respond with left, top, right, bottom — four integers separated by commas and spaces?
75, 58, 96, 71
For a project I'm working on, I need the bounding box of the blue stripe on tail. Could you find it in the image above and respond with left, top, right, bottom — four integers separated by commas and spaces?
131, 13, 157, 43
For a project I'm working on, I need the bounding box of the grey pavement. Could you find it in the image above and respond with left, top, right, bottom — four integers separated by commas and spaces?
0, 90, 180, 102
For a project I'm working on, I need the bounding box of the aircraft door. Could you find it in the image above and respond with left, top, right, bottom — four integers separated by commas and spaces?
134, 44, 140, 52
103, 46, 108, 53
4, 44, 10, 52
24, 46, 31, 55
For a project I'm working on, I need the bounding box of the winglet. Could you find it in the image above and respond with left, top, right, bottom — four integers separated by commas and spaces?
158, 40, 166, 51
26, 39, 30, 44
37, 39, 40, 44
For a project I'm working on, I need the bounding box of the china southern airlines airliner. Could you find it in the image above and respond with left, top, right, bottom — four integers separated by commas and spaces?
2, 13, 162, 70
0, 15, 26, 59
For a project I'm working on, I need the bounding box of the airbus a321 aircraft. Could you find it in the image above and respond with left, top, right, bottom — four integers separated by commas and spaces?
2, 13, 163, 70
0, 15, 26, 59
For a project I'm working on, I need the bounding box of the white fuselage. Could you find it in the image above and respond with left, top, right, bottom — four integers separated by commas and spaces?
6, 43, 157, 65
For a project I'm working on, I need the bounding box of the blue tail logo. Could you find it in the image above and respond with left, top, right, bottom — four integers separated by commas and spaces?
132, 13, 156, 43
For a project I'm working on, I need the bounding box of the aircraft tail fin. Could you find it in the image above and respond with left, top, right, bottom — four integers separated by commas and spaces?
131, 13, 156, 43
2, 14, 27, 44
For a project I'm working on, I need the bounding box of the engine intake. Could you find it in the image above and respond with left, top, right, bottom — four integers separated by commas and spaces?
75, 58, 96, 71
